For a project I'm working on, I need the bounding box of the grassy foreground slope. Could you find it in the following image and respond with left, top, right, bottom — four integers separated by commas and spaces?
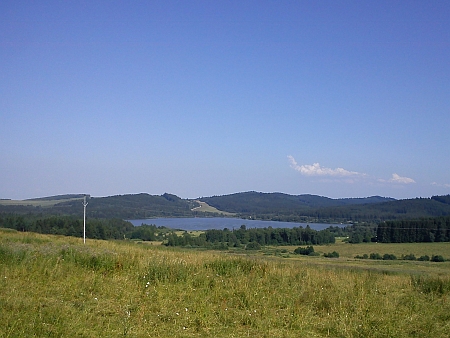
1, 229, 450, 337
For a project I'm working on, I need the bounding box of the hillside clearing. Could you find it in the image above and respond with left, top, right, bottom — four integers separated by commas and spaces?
191, 200, 235, 216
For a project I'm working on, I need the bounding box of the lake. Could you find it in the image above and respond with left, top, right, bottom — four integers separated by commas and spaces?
128, 217, 345, 231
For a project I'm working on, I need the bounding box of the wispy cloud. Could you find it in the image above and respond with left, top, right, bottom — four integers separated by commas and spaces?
288, 155, 416, 185
389, 173, 416, 184
431, 182, 450, 188
287, 156, 365, 177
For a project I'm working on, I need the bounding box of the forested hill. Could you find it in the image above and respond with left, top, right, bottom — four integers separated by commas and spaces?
1, 192, 450, 223
55, 193, 197, 218
199, 192, 450, 222
199, 192, 394, 212
0, 193, 198, 219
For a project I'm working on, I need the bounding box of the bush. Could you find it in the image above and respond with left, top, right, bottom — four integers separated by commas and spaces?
324, 251, 339, 258
245, 242, 261, 250
294, 246, 315, 255
402, 253, 416, 261
369, 253, 382, 260
418, 255, 430, 261
382, 253, 397, 260
431, 255, 445, 262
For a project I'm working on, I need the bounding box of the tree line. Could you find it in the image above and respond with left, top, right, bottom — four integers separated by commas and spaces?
376, 216, 450, 243
3, 212, 450, 246
0, 214, 134, 240
165, 224, 336, 248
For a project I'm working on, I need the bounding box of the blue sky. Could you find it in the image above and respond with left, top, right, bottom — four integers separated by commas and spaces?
1, 1, 449, 200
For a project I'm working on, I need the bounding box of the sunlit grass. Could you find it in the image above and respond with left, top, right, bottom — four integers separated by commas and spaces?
1, 229, 450, 337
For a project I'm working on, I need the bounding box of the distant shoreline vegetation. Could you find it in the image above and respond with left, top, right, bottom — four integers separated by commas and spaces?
1, 214, 450, 247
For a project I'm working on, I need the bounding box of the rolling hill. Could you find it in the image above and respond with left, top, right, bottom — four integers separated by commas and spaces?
1, 191, 450, 223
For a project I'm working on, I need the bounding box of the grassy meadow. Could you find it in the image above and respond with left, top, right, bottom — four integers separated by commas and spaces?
1, 228, 450, 337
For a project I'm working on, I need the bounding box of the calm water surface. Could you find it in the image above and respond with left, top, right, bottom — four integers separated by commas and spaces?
128, 217, 345, 231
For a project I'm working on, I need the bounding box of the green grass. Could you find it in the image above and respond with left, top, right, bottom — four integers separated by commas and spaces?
0, 197, 83, 207
191, 200, 235, 216
1, 230, 450, 337
258, 240, 450, 277
314, 240, 450, 259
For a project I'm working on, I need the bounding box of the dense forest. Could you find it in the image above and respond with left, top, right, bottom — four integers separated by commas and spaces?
377, 216, 450, 243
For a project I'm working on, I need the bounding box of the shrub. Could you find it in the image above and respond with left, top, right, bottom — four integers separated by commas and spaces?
294, 246, 315, 255
245, 242, 261, 250
402, 253, 416, 260
369, 253, 382, 260
324, 251, 339, 258
382, 253, 397, 260
418, 255, 430, 261
431, 255, 445, 262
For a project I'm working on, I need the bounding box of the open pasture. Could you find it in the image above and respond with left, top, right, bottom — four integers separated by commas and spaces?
1, 229, 450, 337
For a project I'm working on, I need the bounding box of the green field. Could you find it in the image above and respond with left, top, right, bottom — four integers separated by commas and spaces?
1, 229, 450, 337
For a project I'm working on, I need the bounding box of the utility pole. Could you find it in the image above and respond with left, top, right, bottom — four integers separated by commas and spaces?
83, 195, 88, 244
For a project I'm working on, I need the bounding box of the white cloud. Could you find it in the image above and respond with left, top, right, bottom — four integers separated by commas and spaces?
431, 182, 450, 188
288, 156, 418, 187
389, 173, 415, 184
288, 156, 365, 177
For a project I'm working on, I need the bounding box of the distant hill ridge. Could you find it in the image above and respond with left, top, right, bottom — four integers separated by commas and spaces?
199, 191, 395, 212
1, 191, 449, 223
